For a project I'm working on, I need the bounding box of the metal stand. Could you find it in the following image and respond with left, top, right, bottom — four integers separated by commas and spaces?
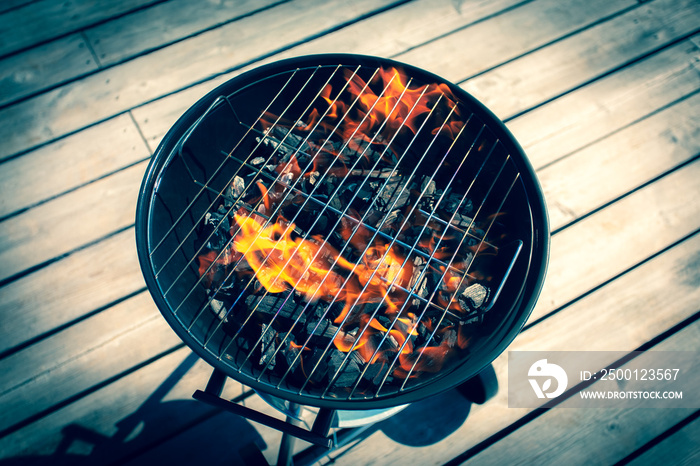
192, 369, 335, 451
277, 403, 301, 466
456, 363, 499, 404
193, 364, 498, 465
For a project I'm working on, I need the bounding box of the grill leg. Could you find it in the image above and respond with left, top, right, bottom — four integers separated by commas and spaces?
277, 403, 302, 466
456, 363, 498, 404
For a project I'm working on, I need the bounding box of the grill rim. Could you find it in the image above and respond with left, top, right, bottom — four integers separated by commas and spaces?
135, 53, 550, 410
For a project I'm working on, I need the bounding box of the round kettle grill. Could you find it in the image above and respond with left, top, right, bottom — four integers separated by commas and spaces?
135, 54, 549, 413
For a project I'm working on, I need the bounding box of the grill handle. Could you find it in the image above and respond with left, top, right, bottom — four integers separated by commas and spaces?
483, 239, 523, 312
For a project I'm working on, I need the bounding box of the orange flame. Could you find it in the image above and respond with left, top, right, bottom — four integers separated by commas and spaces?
230, 209, 427, 363
264, 67, 464, 156
205, 66, 482, 379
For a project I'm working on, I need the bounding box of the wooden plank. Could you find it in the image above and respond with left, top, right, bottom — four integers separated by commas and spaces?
463, 320, 700, 465
0, 291, 156, 395
0, 0, 283, 106
134, 26, 700, 157
0, 228, 145, 355
0, 114, 150, 219
531, 159, 700, 324
627, 416, 700, 466
0, 161, 146, 283
541, 90, 700, 230
0, 33, 97, 107
0, 0, 36, 15
393, 0, 637, 84
84, 0, 283, 67
0, 0, 400, 161
132, 81, 212, 153
508, 34, 700, 169
0, 293, 183, 435
0, 0, 163, 57
462, 0, 700, 119
330, 226, 700, 465
258, 0, 533, 64
0, 347, 248, 464
131, 0, 637, 151
130, 0, 535, 152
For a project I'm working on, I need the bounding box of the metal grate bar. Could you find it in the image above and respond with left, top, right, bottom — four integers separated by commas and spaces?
372, 146, 508, 395
295, 93, 450, 395
194, 65, 393, 346
149, 68, 301, 263
343, 124, 489, 399
169, 65, 353, 322
226, 72, 425, 374
267, 83, 438, 389
399, 159, 519, 393
219, 150, 486, 279
154, 65, 330, 302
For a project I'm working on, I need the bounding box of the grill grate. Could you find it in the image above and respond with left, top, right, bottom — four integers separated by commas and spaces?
137, 56, 547, 409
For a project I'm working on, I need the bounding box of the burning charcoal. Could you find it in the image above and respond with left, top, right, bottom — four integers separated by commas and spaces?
279, 334, 301, 368
458, 283, 490, 313
325, 189, 342, 210
308, 171, 320, 185
349, 350, 365, 367
379, 210, 401, 234
202, 210, 231, 250
362, 359, 391, 385
328, 350, 361, 388
257, 133, 284, 153
228, 176, 245, 199
305, 318, 339, 341
210, 298, 226, 319
451, 212, 475, 229
269, 126, 312, 157
444, 193, 473, 214
339, 138, 375, 161
304, 349, 330, 385
217, 299, 250, 337
258, 323, 277, 368
417, 318, 439, 345
355, 183, 374, 203
410, 257, 429, 299
420, 178, 436, 210
246, 294, 305, 322
377, 176, 411, 209
349, 168, 395, 179
376, 315, 392, 329
251, 156, 266, 165
442, 329, 458, 348
402, 225, 426, 245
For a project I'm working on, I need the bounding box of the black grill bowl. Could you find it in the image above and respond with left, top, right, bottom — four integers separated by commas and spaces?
135, 54, 549, 409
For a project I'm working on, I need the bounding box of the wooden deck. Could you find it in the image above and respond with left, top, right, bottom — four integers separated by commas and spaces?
1, 0, 699, 464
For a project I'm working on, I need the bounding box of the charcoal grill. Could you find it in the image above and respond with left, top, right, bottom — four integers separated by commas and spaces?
135, 54, 548, 446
